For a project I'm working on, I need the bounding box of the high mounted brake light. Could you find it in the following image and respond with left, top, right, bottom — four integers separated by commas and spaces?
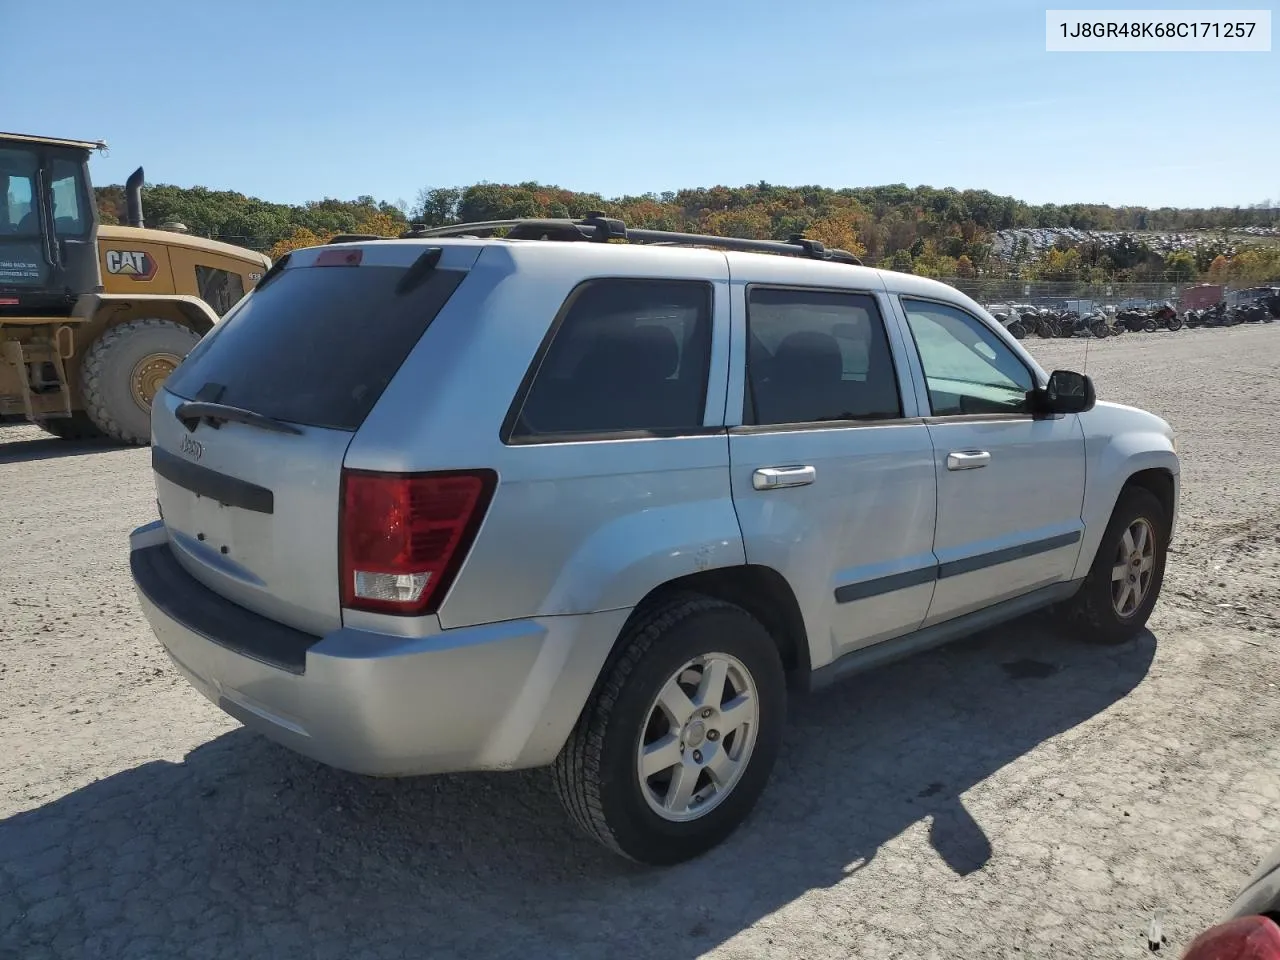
339, 469, 496, 617
315, 248, 363, 267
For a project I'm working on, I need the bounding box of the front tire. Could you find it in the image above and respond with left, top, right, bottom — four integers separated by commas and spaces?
1007, 321, 1027, 340
1060, 487, 1168, 645
81, 318, 203, 445
553, 594, 786, 865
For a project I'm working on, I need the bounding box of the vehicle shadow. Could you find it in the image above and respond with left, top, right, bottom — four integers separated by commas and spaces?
0, 434, 123, 465
0, 618, 1156, 959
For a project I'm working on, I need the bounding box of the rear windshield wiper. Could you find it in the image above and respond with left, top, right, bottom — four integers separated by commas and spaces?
174, 401, 303, 435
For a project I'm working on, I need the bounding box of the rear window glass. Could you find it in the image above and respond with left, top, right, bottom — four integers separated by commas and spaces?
508, 278, 713, 440
164, 261, 466, 430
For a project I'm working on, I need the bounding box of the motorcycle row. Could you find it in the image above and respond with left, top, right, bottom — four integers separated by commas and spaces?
991, 298, 1279, 340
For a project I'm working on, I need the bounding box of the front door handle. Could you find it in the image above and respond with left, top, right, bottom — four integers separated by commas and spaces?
946, 450, 991, 471
752, 465, 816, 490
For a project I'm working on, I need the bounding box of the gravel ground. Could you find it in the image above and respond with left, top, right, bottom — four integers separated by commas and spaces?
2, 324, 1279, 960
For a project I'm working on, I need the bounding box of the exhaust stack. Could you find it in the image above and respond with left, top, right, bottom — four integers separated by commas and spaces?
125, 167, 145, 228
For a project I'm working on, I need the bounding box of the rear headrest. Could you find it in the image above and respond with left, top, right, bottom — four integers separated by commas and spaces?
630, 325, 679, 379
773, 330, 843, 382
579, 323, 679, 382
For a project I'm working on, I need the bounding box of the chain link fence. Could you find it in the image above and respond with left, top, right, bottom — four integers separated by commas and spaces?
937, 279, 1193, 313
939, 279, 1280, 311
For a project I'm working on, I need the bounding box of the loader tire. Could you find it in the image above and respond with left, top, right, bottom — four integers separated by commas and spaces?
41, 412, 107, 442
82, 318, 202, 445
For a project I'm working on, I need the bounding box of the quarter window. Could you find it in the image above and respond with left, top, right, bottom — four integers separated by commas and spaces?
509, 278, 713, 440
196, 265, 247, 316
745, 287, 902, 425
900, 298, 1034, 416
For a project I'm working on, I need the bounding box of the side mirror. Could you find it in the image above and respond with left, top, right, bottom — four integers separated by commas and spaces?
1030, 369, 1095, 415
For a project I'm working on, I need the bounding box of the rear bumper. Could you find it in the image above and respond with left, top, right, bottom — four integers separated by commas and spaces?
129, 520, 629, 777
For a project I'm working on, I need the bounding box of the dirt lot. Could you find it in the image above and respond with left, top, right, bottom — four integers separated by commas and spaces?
2, 324, 1279, 960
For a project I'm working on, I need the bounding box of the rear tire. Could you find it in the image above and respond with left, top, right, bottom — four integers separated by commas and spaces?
81, 318, 203, 445
1059, 487, 1168, 645
41, 411, 107, 442
1007, 321, 1027, 340
553, 594, 786, 865
1143, 318, 1159, 332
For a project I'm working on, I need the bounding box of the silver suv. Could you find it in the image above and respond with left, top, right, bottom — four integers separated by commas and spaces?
128, 216, 1179, 865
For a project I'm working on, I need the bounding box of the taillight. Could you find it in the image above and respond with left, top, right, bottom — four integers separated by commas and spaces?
339, 469, 496, 617
1182, 916, 1280, 959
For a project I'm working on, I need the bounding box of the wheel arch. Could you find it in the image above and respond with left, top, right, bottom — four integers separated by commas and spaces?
503, 562, 808, 774
1074, 447, 1179, 581
617, 564, 811, 686
79, 293, 220, 339
1122, 467, 1176, 536
62, 294, 217, 413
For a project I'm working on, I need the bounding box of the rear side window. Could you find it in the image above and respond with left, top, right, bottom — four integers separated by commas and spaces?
507, 278, 713, 440
195, 264, 247, 316
165, 261, 466, 430
745, 287, 902, 425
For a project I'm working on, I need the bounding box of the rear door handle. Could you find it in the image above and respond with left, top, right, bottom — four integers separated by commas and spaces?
752, 465, 816, 490
946, 450, 991, 471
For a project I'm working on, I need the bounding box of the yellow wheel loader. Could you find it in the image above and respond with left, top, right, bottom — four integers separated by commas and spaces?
0, 132, 270, 443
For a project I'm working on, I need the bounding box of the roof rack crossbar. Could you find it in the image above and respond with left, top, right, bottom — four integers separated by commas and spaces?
404, 217, 862, 265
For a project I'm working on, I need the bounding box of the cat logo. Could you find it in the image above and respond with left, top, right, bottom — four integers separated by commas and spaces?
104, 249, 158, 282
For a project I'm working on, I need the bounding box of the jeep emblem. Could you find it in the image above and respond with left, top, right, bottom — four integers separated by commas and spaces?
180, 434, 204, 461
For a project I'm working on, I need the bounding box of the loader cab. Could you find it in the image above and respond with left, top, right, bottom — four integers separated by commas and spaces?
0, 133, 101, 317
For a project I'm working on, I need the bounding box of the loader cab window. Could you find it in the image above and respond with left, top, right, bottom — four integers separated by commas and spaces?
49, 159, 87, 237
195, 265, 247, 316
0, 149, 38, 235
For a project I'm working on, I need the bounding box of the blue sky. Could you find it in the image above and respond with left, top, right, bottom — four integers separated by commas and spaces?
5, 0, 1276, 209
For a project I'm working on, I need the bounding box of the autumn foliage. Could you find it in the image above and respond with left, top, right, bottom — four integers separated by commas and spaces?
94, 178, 1279, 282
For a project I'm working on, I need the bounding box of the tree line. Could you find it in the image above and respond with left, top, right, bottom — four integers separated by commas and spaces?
94, 180, 1280, 284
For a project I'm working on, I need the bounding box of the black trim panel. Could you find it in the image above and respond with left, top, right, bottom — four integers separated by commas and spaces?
937, 530, 1081, 580
832, 530, 1083, 603
834, 565, 937, 604
152, 447, 274, 515
130, 542, 319, 674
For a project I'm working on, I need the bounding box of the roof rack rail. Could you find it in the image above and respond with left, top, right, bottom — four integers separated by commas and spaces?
403, 216, 863, 265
